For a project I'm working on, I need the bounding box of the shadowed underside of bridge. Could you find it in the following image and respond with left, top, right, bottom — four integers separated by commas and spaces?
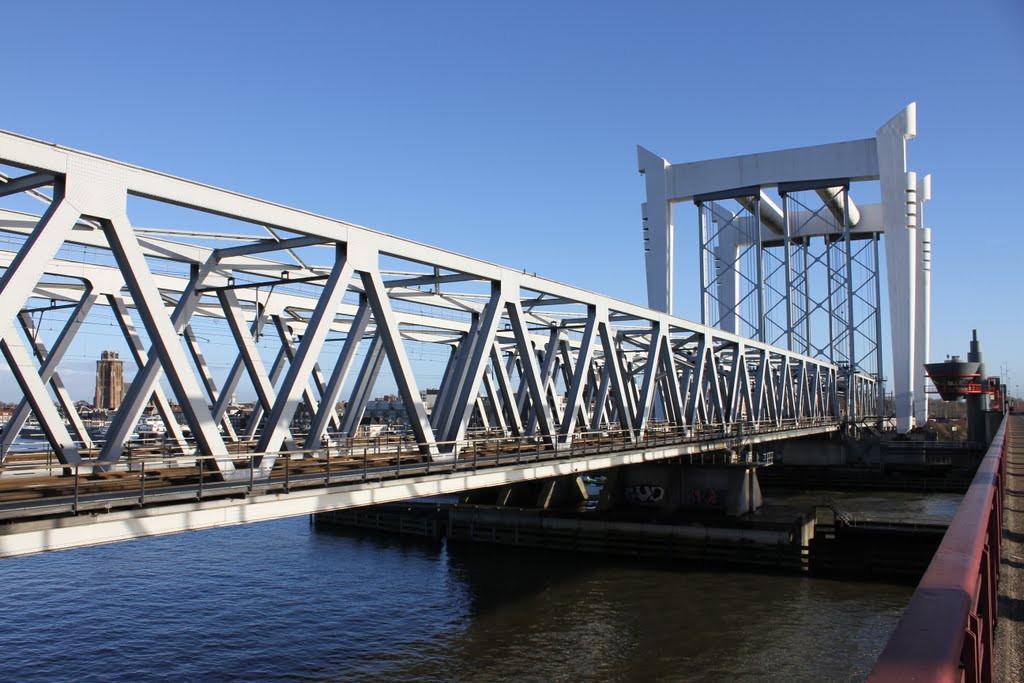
0, 131, 874, 556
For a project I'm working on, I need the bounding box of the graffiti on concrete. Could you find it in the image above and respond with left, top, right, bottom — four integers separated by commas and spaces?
624, 484, 665, 505
689, 488, 725, 506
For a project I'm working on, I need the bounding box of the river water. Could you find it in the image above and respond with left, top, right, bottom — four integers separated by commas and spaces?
0, 488, 959, 682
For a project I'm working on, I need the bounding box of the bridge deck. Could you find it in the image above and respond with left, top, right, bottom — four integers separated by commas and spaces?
995, 415, 1024, 681
0, 420, 836, 557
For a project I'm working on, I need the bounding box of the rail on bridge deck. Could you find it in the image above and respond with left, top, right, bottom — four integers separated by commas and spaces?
868, 414, 1010, 683
0, 131, 876, 487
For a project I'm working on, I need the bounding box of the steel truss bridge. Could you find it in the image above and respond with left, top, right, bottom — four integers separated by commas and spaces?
0, 129, 877, 556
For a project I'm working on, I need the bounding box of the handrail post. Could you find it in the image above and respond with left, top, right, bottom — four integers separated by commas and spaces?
73, 463, 79, 514
198, 457, 204, 500
139, 460, 146, 506
248, 454, 255, 495
284, 453, 291, 493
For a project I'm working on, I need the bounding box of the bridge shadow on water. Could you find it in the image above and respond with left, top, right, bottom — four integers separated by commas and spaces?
314, 521, 913, 682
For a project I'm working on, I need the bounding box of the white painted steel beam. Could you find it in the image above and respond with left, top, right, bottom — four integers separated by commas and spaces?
107, 295, 188, 447
361, 268, 437, 454
17, 311, 93, 449
0, 331, 81, 463
103, 216, 230, 462
1, 291, 96, 452
257, 249, 353, 455
305, 297, 372, 451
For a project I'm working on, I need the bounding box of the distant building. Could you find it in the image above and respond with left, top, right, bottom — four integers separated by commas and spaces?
94, 351, 125, 410
365, 395, 406, 424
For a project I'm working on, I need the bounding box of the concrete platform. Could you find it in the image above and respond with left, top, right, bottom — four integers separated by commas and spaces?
995, 415, 1024, 682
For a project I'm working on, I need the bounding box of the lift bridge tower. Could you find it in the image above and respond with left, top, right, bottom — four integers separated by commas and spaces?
638, 104, 931, 433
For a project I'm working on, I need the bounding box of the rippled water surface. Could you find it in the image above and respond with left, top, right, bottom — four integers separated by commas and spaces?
766, 489, 963, 524
0, 511, 919, 682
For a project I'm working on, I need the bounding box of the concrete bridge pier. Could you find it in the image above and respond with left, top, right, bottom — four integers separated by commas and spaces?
598, 462, 763, 517
459, 475, 590, 510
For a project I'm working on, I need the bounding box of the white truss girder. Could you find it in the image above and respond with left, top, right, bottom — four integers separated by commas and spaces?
0, 131, 856, 474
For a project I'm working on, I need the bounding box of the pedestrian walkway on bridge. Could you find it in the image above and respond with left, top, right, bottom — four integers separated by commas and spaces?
995, 415, 1024, 681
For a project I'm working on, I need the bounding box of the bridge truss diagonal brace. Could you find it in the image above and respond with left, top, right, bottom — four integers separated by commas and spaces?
559, 307, 598, 443
728, 344, 754, 423
526, 328, 564, 437
360, 266, 437, 456
506, 300, 557, 443
0, 329, 81, 464
18, 310, 94, 450
634, 323, 664, 435
1, 289, 97, 452
218, 290, 295, 451
659, 334, 685, 427
597, 316, 636, 441
258, 247, 353, 456
589, 363, 612, 431
305, 296, 374, 450
107, 295, 188, 448
102, 215, 230, 464
305, 296, 372, 452
432, 316, 480, 433
243, 330, 288, 439
482, 369, 508, 434
340, 331, 385, 437
182, 323, 237, 442
272, 316, 339, 433
444, 282, 505, 445
490, 344, 524, 437
213, 310, 269, 430
98, 263, 221, 465
0, 195, 80, 343
557, 338, 589, 430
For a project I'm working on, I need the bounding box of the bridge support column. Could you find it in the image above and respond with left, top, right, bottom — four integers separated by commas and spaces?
459, 475, 589, 510
599, 462, 763, 517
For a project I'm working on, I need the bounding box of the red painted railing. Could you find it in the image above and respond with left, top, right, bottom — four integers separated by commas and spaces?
868, 415, 1008, 682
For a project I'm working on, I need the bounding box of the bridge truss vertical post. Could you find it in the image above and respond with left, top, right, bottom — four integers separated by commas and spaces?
873, 234, 886, 421
843, 186, 857, 419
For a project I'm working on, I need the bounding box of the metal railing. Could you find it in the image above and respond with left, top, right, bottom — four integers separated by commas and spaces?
868, 414, 1009, 683
0, 417, 840, 519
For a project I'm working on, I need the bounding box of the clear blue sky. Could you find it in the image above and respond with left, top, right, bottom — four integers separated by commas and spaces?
2, 0, 1023, 400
